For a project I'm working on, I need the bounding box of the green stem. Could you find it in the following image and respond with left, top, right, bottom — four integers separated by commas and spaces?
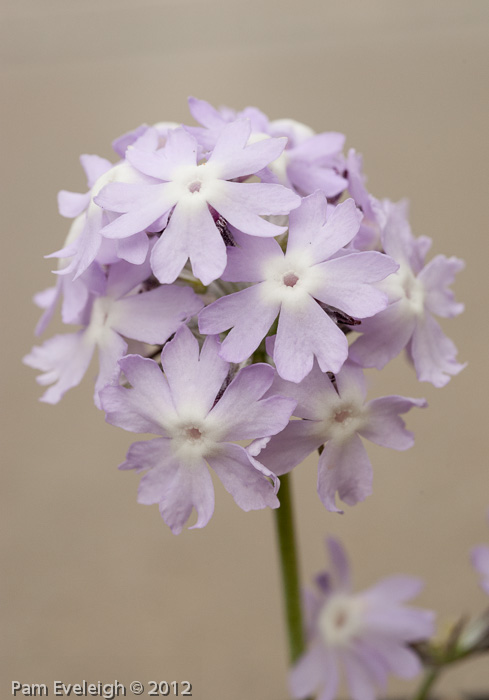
412, 667, 439, 700
273, 472, 306, 664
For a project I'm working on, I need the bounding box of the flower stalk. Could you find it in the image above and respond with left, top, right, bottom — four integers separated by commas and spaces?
274, 472, 306, 664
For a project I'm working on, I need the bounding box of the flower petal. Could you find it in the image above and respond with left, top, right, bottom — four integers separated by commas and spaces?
317, 434, 373, 512
207, 443, 279, 511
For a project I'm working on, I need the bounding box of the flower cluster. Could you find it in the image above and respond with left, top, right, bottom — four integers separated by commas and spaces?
25, 97, 464, 529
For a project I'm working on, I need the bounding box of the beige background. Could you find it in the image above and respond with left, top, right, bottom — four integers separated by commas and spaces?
2, 1, 489, 697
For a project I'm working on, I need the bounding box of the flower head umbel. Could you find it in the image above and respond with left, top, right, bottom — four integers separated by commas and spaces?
290, 539, 435, 700
256, 361, 426, 512
100, 326, 296, 533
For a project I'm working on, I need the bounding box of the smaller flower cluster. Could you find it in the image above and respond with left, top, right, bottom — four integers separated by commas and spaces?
25, 98, 464, 530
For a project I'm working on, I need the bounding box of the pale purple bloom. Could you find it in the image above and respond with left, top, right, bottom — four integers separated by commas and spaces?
189, 97, 347, 198
199, 192, 397, 383
256, 361, 426, 512
471, 514, 489, 595
290, 539, 435, 700
24, 258, 203, 407
94, 122, 300, 286
100, 326, 296, 534
350, 199, 465, 387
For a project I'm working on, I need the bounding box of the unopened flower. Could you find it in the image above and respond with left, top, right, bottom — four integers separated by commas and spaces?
290, 539, 435, 700
100, 326, 296, 533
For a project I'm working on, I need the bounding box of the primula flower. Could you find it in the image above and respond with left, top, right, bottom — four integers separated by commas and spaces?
349, 199, 465, 386
100, 326, 296, 534
256, 361, 426, 512
94, 121, 300, 286
188, 97, 347, 198
290, 539, 435, 700
199, 192, 397, 383
24, 258, 203, 407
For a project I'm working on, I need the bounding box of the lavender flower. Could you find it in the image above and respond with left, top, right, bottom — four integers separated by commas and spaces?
256, 361, 426, 512
188, 97, 348, 198
290, 539, 435, 700
94, 122, 300, 285
100, 326, 296, 533
199, 192, 397, 383
349, 199, 465, 386
24, 258, 203, 407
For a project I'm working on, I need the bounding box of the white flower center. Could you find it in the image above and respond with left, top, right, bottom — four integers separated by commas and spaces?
383, 263, 425, 316
261, 251, 320, 307
170, 163, 221, 203
318, 593, 365, 647
322, 399, 366, 443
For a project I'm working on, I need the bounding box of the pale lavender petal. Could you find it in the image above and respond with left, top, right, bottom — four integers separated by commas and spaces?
288, 160, 347, 197
289, 645, 335, 700
257, 419, 324, 476
209, 364, 296, 441
57, 190, 90, 218
274, 296, 349, 382
471, 545, 489, 594
112, 124, 150, 157
116, 231, 150, 264
418, 255, 465, 318
80, 154, 113, 188
97, 183, 176, 239
188, 96, 225, 129
199, 284, 280, 364
161, 327, 229, 416
207, 443, 279, 511
410, 312, 466, 387
34, 285, 60, 336
334, 361, 367, 403
208, 120, 287, 179
365, 638, 422, 679
349, 301, 417, 370
313, 252, 396, 318
363, 604, 435, 641
109, 285, 203, 345
221, 235, 282, 282
135, 449, 214, 534
207, 181, 297, 237
151, 200, 227, 285
298, 131, 345, 158
94, 329, 127, 408
317, 435, 373, 512
101, 355, 177, 434
23, 331, 95, 404
360, 396, 427, 450
267, 358, 338, 420
119, 436, 175, 472
106, 255, 152, 299
287, 195, 362, 265
363, 576, 424, 604
342, 650, 377, 700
